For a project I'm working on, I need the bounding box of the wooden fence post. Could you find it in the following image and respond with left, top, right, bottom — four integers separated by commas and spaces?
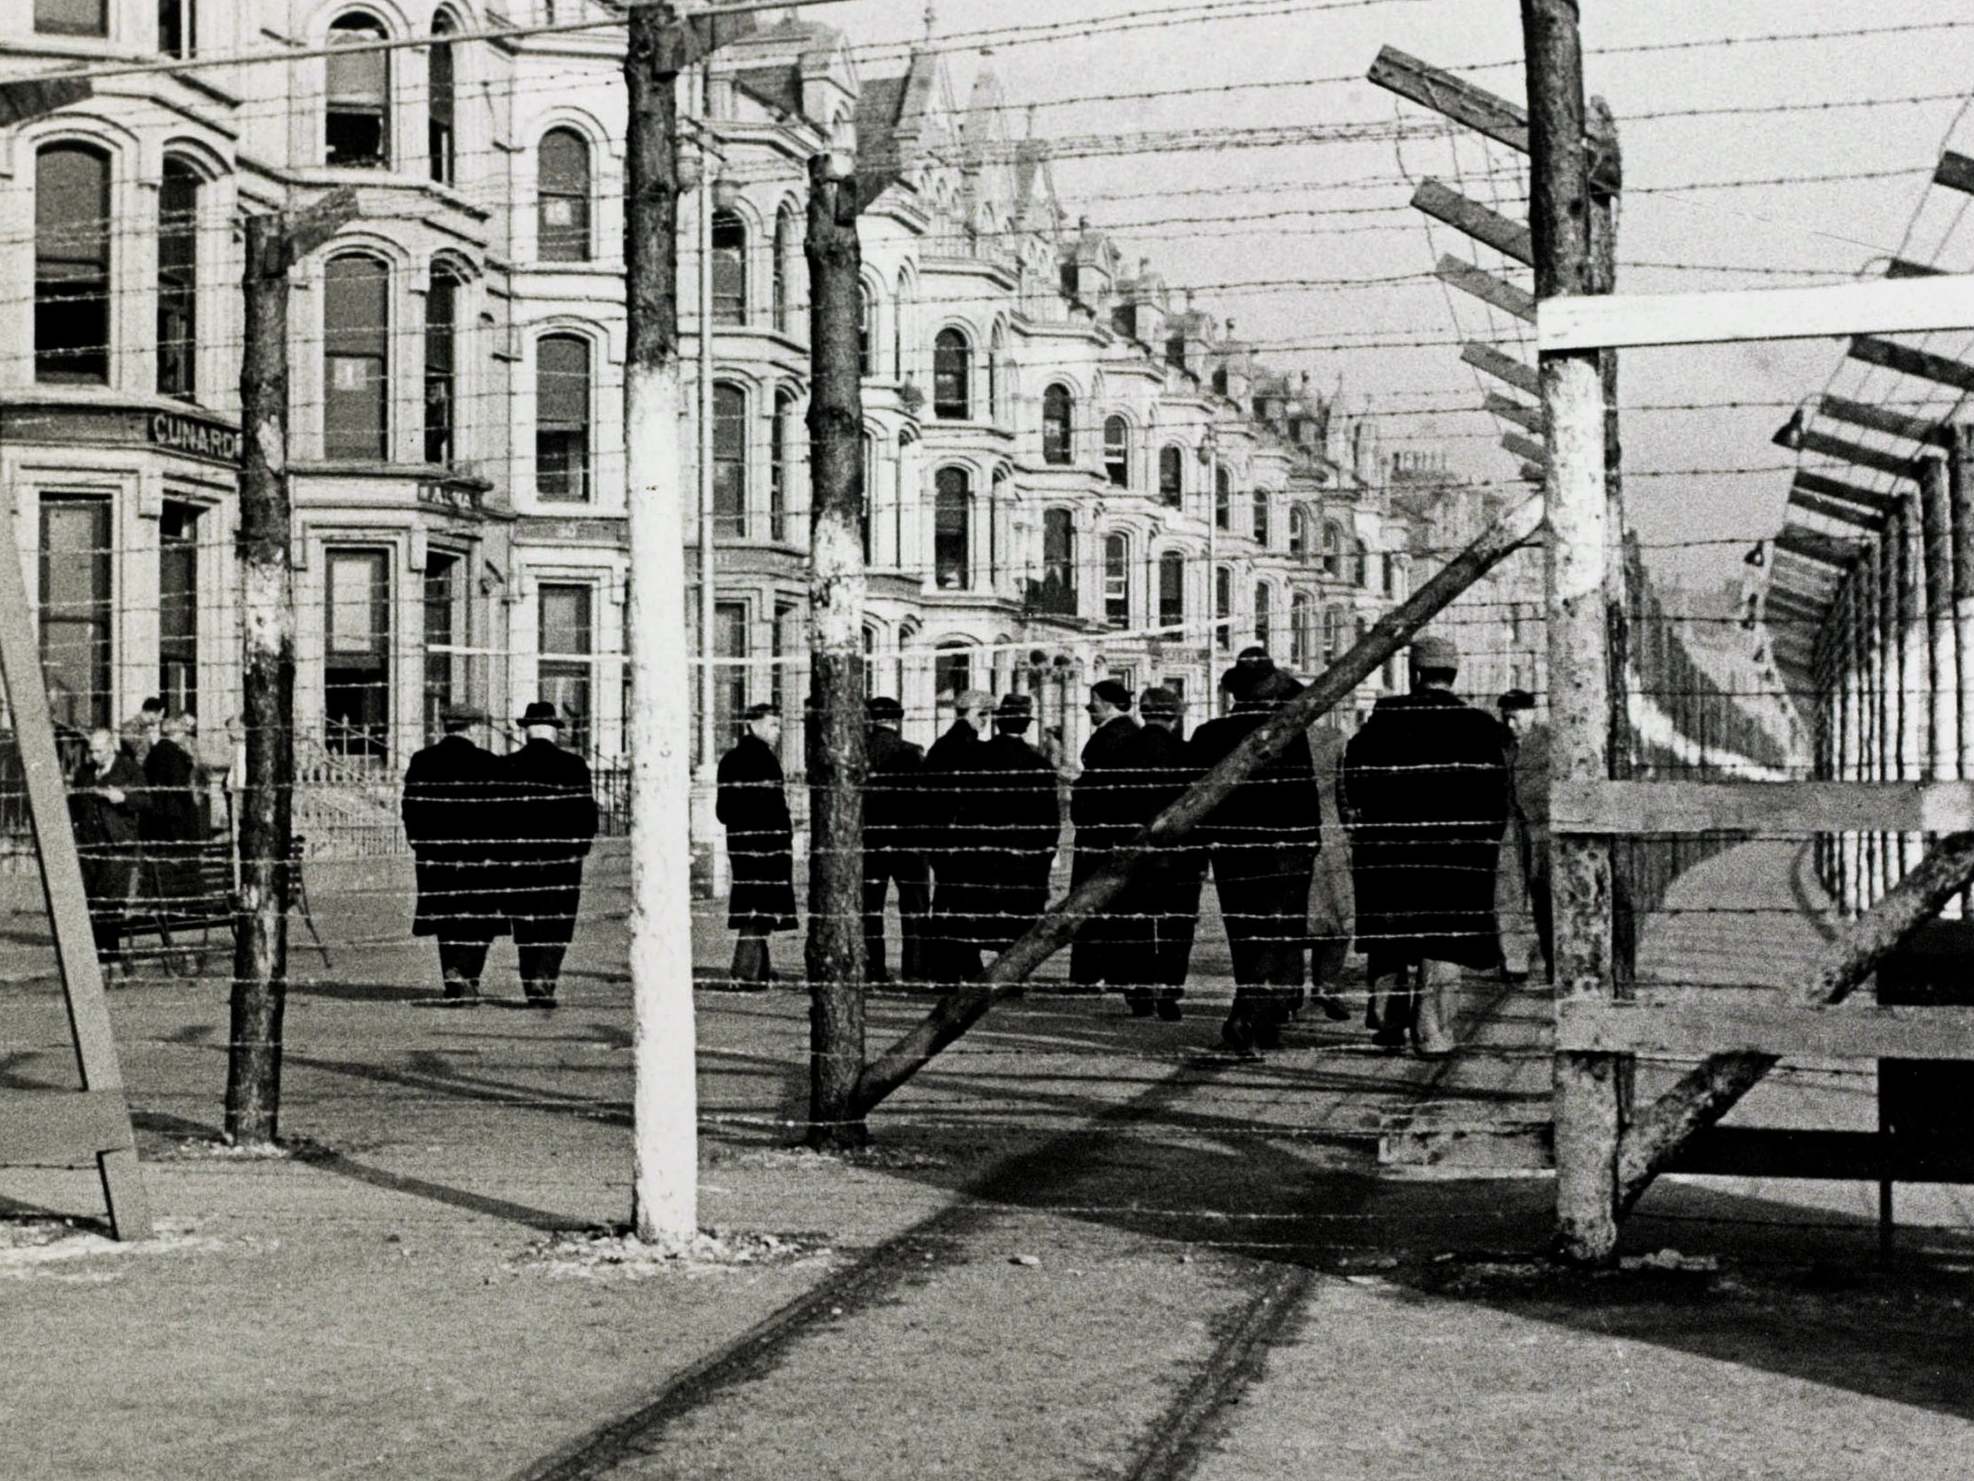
1920, 458, 1956, 786
803, 152, 870, 1150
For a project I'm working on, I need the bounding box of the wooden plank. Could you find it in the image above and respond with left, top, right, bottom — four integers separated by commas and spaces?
0, 499, 148, 1239
1551, 778, 1974, 835
1558, 999, 1974, 1061
1818, 393, 1952, 450
1793, 470, 1903, 517
1538, 275, 1974, 353
1934, 149, 1974, 197
1788, 488, 1886, 532
1776, 525, 1862, 568
1501, 431, 1548, 465
1484, 392, 1544, 433
0, 1089, 139, 1166
1795, 428, 1921, 482
1365, 44, 1620, 191
1849, 334, 1974, 395
1665, 1127, 1974, 1183
1461, 341, 1539, 395
0, 76, 91, 127
1437, 253, 1535, 323
1520, 462, 1546, 484
1411, 179, 1533, 265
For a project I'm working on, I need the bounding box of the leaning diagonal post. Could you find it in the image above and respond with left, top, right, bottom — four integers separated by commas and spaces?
1614, 827, 1974, 1215
851, 492, 1545, 1116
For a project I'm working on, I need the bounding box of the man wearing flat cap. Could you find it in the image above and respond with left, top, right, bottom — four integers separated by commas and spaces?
862, 695, 928, 983
1068, 680, 1141, 990
502, 700, 599, 1007
1339, 633, 1511, 1055
402, 703, 507, 1002
1191, 662, 1322, 1052
939, 693, 1062, 976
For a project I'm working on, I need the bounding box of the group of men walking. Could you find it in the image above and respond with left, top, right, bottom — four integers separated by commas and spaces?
401, 702, 599, 1007
717, 629, 1552, 1059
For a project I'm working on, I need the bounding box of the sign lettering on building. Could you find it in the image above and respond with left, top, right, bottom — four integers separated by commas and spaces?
148, 410, 243, 466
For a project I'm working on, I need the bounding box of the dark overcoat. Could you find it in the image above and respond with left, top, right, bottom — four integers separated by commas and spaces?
403, 733, 510, 941
1340, 688, 1510, 971
70, 752, 148, 916
864, 725, 925, 865
1111, 721, 1204, 924
139, 736, 204, 907
1068, 715, 1142, 977
1190, 709, 1321, 981
918, 719, 981, 886
716, 732, 796, 932
503, 738, 599, 947
945, 731, 1061, 954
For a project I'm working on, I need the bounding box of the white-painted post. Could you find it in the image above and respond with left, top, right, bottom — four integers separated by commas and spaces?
625, 6, 699, 1244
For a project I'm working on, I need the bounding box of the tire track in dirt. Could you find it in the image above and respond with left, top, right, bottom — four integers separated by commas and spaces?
512, 1051, 1321, 1481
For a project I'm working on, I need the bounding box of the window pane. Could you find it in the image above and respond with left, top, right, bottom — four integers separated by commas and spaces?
159, 0, 194, 57
536, 335, 590, 500
157, 161, 200, 398
711, 212, 746, 325
934, 468, 968, 589
1158, 447, 1182, 507
1158, 553, 1184, 628
538, 129, 591, 261
422, 552, 459, 733
1103, 534, 1128, 628
424, 270, 456, 464
39, 499, 112, 736
36, 0, 107, 35
36, 145, 111, 384
324, 256, 389, 459
1042, 385, 1072, 466
324, 550, 390, 757
1253, 490, 1269, 547
540, 583, 593, 655
933, 330, 968, 419
1103, 416, 1128, 487
1034, 508, 1074, 615
1214, 467, 1230, 529
159, 503, 199, 715
428, 16, 455, 184
326, 14, 390, 167
712, 383, 746, 536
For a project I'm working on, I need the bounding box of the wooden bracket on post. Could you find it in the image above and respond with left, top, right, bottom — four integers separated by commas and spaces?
1462, 341, 1540, 396
1777, 525, 1865, 568
1818, 393, 1952, 450
1793, 471, 1902, 518
1502, 431, 1548, 465
1786, 427, 1923, 483
1437, 254, 1535, 323
1485, 392, 1545, 433
1789, 488, 1887, 533
1411, 179, 1533, 265
1849, 334, 1974, 394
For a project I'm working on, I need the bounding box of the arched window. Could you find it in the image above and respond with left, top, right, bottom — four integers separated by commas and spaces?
324, 254, 389, 459
424, 264, 459, 464
1158, 446, 1183, 508
160, 0, 196, 56
771, 386, 798, 541
935, 642, 972, 699
933, 328, 969, 419
934, 467, 970, 588
1103, 416, 1129, 488
860, 431, 876, 564
36, 143, 111, 384
1253, 584, 1272, 654
326, 12, 391, 167
1214, 566, 1233, 651
894, 269, 910, 379
1103, 533, 1129, 627
712, 382, 746, 535
536, 334, 591, 500
858, 284, 873, 377
428, 11, 456, 184
157, 157, 199, 398
1042, 384, 1074, 465
774, 206, 796, 333
1252, 489, 1270, 548
1354, 537, 1370, 589
538, 128, 591, 261
711, 210, 746, 324
1322, 605, 1343, 662
1321, 522, 1343, 578
1288, 507, 1309, 559
1214, 465, 1231, 530
987, 322, 1005, 421
1158, 551, 1185, 629
1037, 509, 1075, 615
1291, 591, 1312, 668
990, 468, 1009, 585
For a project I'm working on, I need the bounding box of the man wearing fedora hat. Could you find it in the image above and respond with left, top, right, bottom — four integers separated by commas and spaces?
717, 702, 798, 986
1340, 632, 1511, 1055
402, 703, 507, 1002
502, 700, 598, 1007
862, 695, 928, 984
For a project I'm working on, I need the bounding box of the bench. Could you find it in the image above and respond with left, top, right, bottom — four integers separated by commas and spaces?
117, 835, 332, 977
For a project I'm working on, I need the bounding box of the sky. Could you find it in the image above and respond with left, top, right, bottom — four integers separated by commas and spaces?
772, 0, 1974, 588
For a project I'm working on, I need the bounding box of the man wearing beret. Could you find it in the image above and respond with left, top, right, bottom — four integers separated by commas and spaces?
1339, 633, 1511, 1055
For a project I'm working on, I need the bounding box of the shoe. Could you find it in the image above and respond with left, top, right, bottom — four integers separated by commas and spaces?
1371, 1023, 1408, 1053
1154, 997, 1184, 1022
1311, 987, 1351, 1022
1253, 1018, 1284, 1052
1219, 1017, 1258, 1056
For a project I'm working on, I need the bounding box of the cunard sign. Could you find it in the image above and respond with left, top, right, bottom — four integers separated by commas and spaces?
148, 409, 243, 466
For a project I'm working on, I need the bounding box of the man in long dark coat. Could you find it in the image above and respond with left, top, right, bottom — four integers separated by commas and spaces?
70, 727, 149, 983
862, 695, 928, 984
1340, 633, 1510, 1055
402, 704, 508, 1003
1108, 686, 1202, 1020
503, 700, 599, 1008
954, 692, 1061, 969
919, 689, 994, 985
140, 711, 205, 930
1068, 680, 1140, 990
1191, 662, 1322, 1054
717, 702, 796, 986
